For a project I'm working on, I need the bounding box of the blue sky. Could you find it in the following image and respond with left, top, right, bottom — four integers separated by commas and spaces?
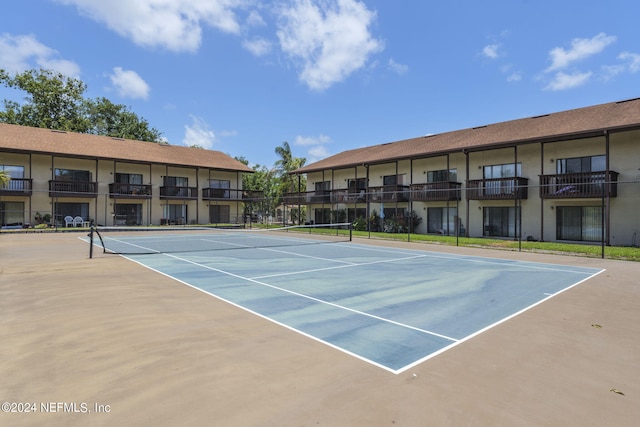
1, 0, 639, 168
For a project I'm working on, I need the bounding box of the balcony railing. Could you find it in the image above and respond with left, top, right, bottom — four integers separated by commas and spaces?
282, 191, 331, 205
539, 171, 618, 199
159, 186, 198, 200
332, 189, 368, 203
466, 177, 529, 200
49, 180, 98, 198
410, 182, 461, 202
369, 185, 410, 203
0, 178, 32, 196
109, 183, 152, 198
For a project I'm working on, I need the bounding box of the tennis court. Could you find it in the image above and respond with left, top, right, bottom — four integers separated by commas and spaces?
89, 226, 603, 373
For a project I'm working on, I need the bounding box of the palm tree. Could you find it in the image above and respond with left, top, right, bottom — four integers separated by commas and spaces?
0, 169, 10, 188
274, 142, 307, 224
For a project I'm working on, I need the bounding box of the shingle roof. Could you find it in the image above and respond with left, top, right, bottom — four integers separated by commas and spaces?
0, 123, 253, 172
294, 97, 640, 174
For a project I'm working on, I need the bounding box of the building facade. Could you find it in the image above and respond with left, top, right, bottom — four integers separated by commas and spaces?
288, 98, 640, 247
0, 124, 254, 228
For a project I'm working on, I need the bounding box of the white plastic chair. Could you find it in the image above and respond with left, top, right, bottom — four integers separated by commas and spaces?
73, 216, 85, 227
64, 216, 74, 227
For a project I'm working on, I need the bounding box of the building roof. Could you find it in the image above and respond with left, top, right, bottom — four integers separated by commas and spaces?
0, 123, 253, 172
294, 97, 640, 174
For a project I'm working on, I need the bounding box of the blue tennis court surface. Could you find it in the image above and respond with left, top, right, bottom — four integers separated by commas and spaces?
94, 232, 603, 373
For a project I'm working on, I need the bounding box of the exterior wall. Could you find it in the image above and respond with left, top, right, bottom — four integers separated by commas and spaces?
609, 130, 640, 246
0, 151, 247, 227
296, 129, 639, 246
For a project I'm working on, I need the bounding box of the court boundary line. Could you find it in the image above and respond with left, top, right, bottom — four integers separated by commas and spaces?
93, 237, 607, 374
162, 252, 459, 343
398, 268, 606, 373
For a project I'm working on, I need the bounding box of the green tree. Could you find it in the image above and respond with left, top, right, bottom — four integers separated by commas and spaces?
273, 141, 307, 224
0, 68, 88, 131
0, 69, 162, 142
85, 97, 162, 142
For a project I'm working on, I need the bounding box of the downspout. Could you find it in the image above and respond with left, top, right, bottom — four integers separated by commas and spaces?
605, 130, 611, 247
540, 142, 544, 242
464, 149, 469, 237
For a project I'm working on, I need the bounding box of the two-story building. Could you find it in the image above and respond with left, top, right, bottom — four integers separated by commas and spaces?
0, 123, 255, 228
288, 98, 640, 246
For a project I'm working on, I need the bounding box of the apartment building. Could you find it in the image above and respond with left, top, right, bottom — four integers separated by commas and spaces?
0, 123, 254, 228
288, 98, 640, 246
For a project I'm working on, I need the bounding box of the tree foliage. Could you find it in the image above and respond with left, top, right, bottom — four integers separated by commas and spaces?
0, 69, 162, 142
273, 141, 306, 205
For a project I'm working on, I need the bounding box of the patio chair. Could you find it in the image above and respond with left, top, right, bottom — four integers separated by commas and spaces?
73, 216, 85, 227
64, 216, 74, 227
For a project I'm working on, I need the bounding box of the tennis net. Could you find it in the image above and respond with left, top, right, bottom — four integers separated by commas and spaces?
88, 223, 352, 257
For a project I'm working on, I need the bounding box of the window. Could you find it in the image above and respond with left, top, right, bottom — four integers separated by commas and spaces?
315, 181, 330, 192
313, 181, 331, 203
348, 178, 366, 191
483, 163, 521, 179
427, 207, 459, 235
210, 205, 230, 223
116, 173, 143, 185
164, 176, 189, 197
55, 203, 89, 225
163, 204, 187, 224
483, 163, 522, 196
483, 207, 520, 237
164, 176, 188, 187
557, 155, 605, 174
55, 168, 91, 181
0, 201, 24, 226
114, 203, 142, 225
0, 165, 25, 190
314, 208, 331, 224
209, 179, 230, 198
556, 206, 602, 241
383, 174, 405, 186
427, 169, 457, 183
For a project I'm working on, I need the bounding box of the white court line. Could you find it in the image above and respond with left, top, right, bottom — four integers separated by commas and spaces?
163, 252, 458, 343
250, 253, 429, 280
347, 242, 601, 275
396, 268, 605, 374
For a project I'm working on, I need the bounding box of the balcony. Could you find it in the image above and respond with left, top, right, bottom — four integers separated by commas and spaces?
467, 177, 529, 200
109, 183, 152, 199
159, 186, 198, 200
411, 182, 461, 202
369, 185, 410, 203
332, 189, 368, 203
202, 188, 253, 201
0, 178, 32, 196
539, 171, 618, 199
281, 191, 331, 205
49, 180, 98, 198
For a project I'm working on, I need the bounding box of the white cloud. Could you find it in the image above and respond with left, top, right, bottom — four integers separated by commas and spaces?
507, 73, 522, 82
242, 38, 273, 56
109, 67, 150, 100
54, 0, 244, 53
388, 58, 408, 75
294, 134, 331, 146
545, 71, 592, 91
246, 10, 266, 27
294, 134, 331, 162
276, 0, 383, 90
0, 33, 80, 76
482, 44, 500, 59
619, 51, 640, 73
545, 32, 616, 72
183, 116, 217, 149
307, 144, 330, 161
